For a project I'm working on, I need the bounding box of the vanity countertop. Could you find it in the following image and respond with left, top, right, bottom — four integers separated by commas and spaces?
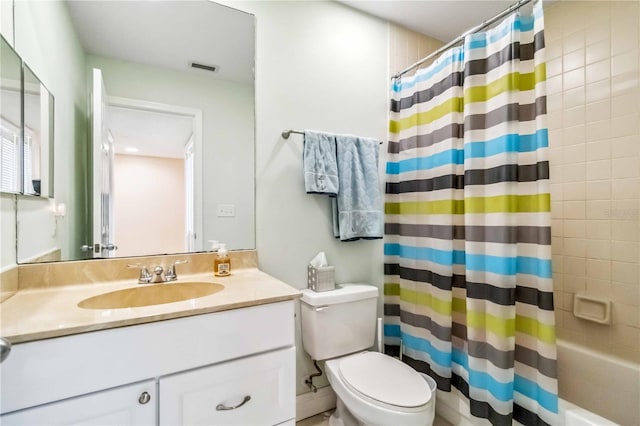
0, 268, 300, 344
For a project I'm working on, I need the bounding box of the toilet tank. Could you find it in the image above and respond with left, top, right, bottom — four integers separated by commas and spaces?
300, 284, 378, 361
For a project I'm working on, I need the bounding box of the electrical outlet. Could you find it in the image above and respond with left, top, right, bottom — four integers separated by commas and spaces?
217, 204, 235, 217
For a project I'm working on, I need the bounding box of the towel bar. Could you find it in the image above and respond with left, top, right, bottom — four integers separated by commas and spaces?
281, 129, 305, 139
282, 129, 383, 144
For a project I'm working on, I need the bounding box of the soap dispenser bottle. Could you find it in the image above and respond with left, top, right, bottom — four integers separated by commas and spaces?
214, 244, 231, 277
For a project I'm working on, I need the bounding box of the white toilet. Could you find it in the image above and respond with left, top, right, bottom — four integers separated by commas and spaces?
300, 284, 435, 426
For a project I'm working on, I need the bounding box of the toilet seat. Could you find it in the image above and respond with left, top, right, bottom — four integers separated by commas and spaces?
325, 352, 435, 425
338, 352, 432, 408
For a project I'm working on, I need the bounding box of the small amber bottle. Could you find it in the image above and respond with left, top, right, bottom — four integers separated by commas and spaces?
214, 244, 231, 277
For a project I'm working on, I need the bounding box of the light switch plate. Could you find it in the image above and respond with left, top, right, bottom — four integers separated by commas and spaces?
217, 204, 235, 217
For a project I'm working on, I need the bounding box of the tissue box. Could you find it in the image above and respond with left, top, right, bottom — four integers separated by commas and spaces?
307, 264, 335, 292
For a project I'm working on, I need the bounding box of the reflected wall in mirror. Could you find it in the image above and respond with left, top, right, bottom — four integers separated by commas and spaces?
23, 64, 54, 197
10, 0, 255, 264
0, 35, 22, 194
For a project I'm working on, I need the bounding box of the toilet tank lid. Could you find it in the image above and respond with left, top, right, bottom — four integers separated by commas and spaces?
301, 284, 378, 306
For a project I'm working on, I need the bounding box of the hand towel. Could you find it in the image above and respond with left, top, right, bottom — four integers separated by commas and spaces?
303, 131, 339, 196
333, 135, 383, 241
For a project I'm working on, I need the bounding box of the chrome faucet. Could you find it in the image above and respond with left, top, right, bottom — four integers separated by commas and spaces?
127, 260, 189, 284
151, 266, 165, 283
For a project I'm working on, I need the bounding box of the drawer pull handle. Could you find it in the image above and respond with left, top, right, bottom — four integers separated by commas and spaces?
0, 337, 11, 363
216, 395, 251, 411
138, 391, 151, 405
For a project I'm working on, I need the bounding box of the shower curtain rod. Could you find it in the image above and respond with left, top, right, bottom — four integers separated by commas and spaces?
282, 129, 383, 144
392, 0, 533, 80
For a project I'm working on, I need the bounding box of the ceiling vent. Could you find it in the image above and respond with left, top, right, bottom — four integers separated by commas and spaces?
190, 62, 219, 73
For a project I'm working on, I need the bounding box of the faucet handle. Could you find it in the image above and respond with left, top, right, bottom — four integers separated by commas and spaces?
127, 263, 152, 284
165, 260, 189, 282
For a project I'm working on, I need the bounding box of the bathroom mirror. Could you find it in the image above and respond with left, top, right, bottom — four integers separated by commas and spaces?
12, 0, 255, 263
22, 64, 54, 197
0, 35, 22, 194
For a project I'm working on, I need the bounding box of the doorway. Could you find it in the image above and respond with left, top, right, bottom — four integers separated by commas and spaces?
105, 98, 202, 257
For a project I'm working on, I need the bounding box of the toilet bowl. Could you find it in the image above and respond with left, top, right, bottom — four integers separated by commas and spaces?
325, 351, 434, 426
299, 284, 435, 426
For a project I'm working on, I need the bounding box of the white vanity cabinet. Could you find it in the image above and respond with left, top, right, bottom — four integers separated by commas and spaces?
0, 301, 296, 426
0, 380, 156, 425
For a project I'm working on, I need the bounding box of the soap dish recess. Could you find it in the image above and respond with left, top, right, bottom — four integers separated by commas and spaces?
573, 294, 612, 325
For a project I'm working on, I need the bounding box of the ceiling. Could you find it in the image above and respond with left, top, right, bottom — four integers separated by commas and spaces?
66, 1, 530, 84
338, 1, 519, 43
68, 0, 527, 156
107, 107, 193, 159
66, 0, 255, 84
65, 0, 254, 158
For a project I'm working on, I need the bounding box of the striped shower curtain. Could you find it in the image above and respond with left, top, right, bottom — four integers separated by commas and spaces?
384, 2, 557, 426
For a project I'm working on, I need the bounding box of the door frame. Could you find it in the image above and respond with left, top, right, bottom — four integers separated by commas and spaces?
91, 68, 112, 257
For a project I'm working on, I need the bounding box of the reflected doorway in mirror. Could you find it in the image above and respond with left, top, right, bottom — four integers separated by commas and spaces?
92, 73, 203, 259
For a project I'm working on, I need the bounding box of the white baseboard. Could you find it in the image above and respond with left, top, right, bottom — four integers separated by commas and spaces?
296, 386, 337, 421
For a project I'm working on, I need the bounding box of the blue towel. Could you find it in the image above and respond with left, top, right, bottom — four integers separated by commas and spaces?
303, 131, 339, 196
332, 135, 383, 241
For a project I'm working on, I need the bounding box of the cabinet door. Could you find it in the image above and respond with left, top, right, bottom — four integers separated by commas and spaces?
0, 380, 156, 426
160, 347, 295, 426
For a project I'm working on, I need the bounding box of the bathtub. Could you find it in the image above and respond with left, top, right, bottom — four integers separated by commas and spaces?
558, 399, 617, 426
434, 339, 639, 425
556, 339, 639, 426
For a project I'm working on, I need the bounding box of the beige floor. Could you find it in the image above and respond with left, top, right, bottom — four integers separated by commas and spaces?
296, 410, 453, 426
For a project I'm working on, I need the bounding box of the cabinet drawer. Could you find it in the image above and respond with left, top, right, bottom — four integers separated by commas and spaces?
159, 347, 295, 426
0, 380, 155, 426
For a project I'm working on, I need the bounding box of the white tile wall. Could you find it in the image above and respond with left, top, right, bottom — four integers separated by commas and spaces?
545, 0, 640, 363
